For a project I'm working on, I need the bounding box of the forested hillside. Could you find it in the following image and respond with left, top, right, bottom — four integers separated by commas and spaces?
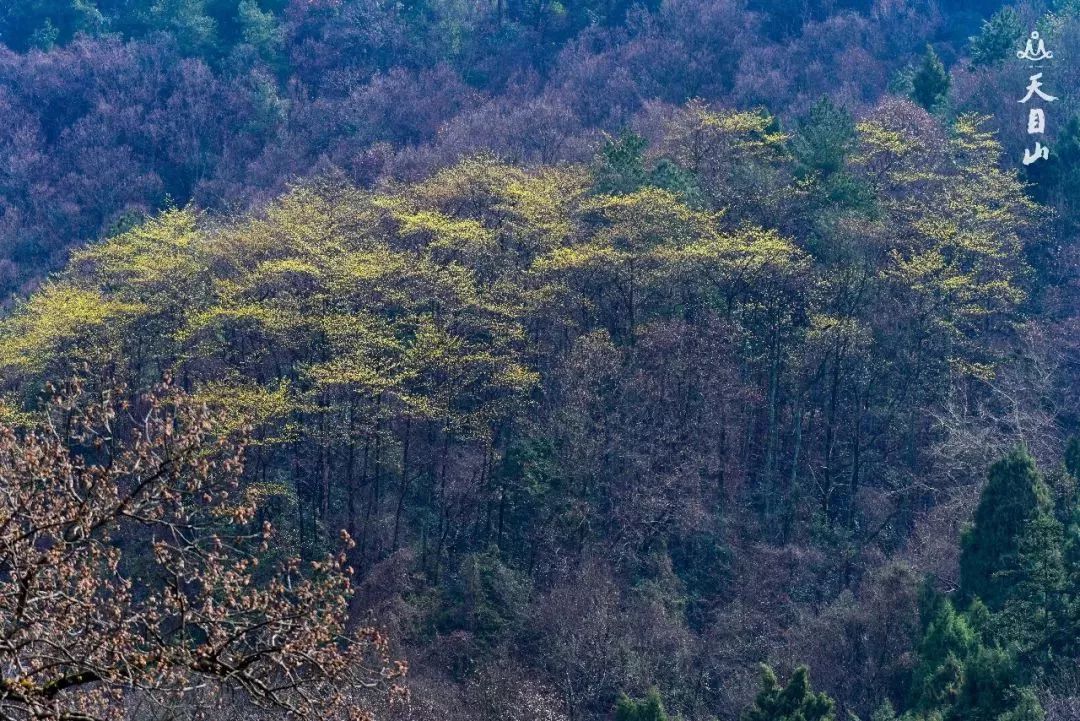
2, 1, 1080, 721
4, 0, 1080, 298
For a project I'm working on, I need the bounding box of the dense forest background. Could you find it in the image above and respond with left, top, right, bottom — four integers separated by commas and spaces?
2, 1, 1080, 720
6, 0, 1080, 297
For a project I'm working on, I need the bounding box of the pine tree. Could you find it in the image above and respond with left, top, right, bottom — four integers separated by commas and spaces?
909, 598, 976, 711
910, 597, 1042, 721
0, 0, 105, 51
1063, 503, 1080, 656
994, 688, 1046, 721
998, 512, 1065, 664
790, 97, 856, 178
237, 0, 283, 63
959, 448, 1059, 612
741, 666, 834, 721
615, 688, 670, 721
148, 0, 218, 57
911, 46, 950, 112
967, 8, 1023, 68
869, 700, 897, 721
952, 644, 1034, 721
592, 132, 650, 196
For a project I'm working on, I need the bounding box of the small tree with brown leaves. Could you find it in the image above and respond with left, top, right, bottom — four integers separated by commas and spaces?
0, 381, 406, 721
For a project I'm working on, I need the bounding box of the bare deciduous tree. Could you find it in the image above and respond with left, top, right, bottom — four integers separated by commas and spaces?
0, 381, 406, 721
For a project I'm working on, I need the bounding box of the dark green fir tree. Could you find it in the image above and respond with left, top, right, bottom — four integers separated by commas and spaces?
741, 666, 834, 721
911, 46, 950, 112
959, 448, 1060, 613
967, 8, 1023, 68
909, 597, 1040, 721
615, 688, 670, 721
790, 97, 856, 179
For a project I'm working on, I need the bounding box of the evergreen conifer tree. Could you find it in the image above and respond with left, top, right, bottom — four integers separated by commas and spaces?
998, 512, 1065, 663
911, 46, 950, 112
790, 97, 856, 179
959, 448, 1059, 612
741, 666, 834, 721
615, 688, 670, 721
909, 598, 976, 711
967, 8, 1023, 67
909, 597, 1041, 721
592, 133, 650, 196
1062, 504, 1080, 655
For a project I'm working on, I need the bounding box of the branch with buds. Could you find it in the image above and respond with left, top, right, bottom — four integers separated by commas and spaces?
0, 381, 406, 721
